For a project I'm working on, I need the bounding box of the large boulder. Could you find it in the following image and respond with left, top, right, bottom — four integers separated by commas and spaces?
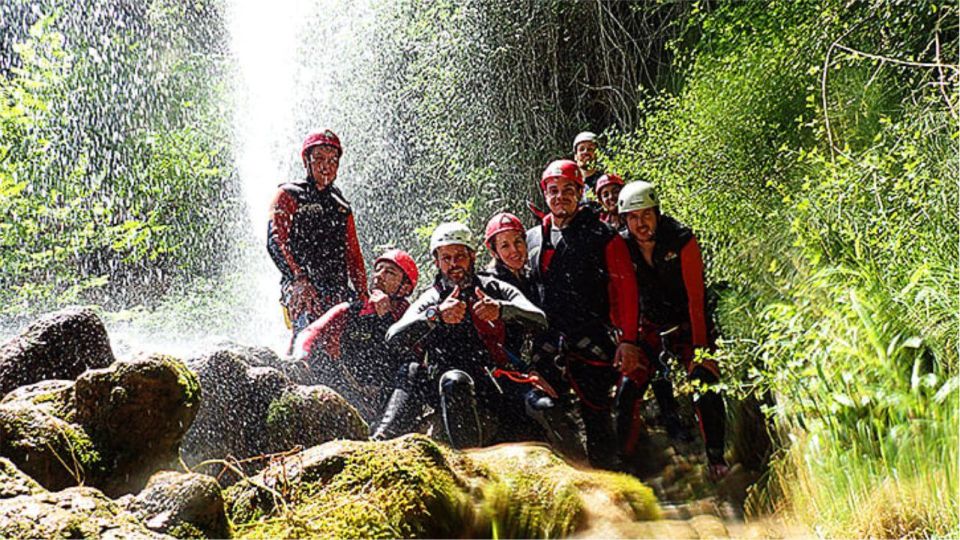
75, 355, 200, 485
0, 380, 100, 491
225, 435, 660, 539
0, 356, 200, 496
0, 308, 114, 396
183, 349, 366, 480
0, 457, 44, 499
122, 470, 229, 539
0, 486, 167, 539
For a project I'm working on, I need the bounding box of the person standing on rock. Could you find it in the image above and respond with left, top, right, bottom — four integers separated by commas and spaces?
267, 129, 368, 348
594, 173, 625, 231
372, 223, 562, 451
526, 159, 641, 471
614, 180, 729, 480
292, 249, 420, 424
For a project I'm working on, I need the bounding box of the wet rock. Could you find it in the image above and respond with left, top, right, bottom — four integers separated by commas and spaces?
75, 355, 200, 462
0, 380, 100, 491
183, 349, 366, 481
0, 486, 167, 539
123, 471, 229, 539
0, 457, 44, 499
264, 385, 367, 454
0, 356, 200, 496
226, 435, 659, 539
221, 342, 320, 386
0, 308, 114, 397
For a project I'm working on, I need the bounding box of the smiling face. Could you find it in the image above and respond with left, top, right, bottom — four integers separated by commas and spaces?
434, 244, 475, 287
306, 145, 340, 190
543, 177, 582, 221
599, 184, 622, 213
625, 207, 659, 243
574, 141, 598, 170
491, 229, 528, 272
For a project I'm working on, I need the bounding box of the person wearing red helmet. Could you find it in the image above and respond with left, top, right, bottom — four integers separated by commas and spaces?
594, 173, 625, 230
480, 212, 586, 459
267, 129, 368, 347
293, 249, 420, 423
526, 159, 641, 471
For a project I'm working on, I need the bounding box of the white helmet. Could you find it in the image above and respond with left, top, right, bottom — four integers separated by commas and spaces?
617, 181, 660, 214
429, 222, 474, 254
572, 131, 598, 152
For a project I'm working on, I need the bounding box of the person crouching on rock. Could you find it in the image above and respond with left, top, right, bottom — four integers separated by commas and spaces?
371, 222, 552, 450
293, 249, 420, 425
479, 212, 586, 462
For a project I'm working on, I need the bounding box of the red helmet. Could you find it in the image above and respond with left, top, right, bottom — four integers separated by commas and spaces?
594, 173, 624, 196
540, 159, 583, 191
375, 249, 419, 288
484, 212, 525, 250
301, 129, 342, 165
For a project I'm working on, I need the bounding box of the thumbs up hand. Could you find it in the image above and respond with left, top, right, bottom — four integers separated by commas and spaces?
471, 287, 501, 323
439, 286, 467, 324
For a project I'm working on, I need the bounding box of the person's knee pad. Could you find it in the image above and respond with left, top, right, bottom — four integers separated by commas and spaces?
438, 370, 481, 449
524, 389, 555, 423
439, 369, 474, 397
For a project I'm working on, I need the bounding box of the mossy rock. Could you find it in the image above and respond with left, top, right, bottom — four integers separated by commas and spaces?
0, 380, 104, 490
0, 457, 44, 499
125, 470, 230, 539
226, 436, 659, 539
0, 486, 166, 539
264, 385, 367, 453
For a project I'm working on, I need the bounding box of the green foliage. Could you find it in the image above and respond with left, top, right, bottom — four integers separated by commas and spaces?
605, 0, 957, 535
0, 3, 239, 317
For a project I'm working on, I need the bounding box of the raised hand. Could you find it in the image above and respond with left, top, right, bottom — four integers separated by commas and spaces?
369, 289, 392, 317
439, 286, 467, 324
471, 287, 501, 322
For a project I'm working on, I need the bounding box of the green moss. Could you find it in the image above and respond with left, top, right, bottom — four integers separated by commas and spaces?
233, 435, 473, 539
158, 355, 201, 405
167, 521, 205, 539
578, 470, 661, 521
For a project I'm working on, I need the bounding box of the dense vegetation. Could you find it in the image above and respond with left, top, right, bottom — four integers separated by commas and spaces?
0, 1, 239, 321
1, 0, 956, 536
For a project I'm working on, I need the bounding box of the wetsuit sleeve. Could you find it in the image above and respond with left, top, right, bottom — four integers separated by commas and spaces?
267, 189, 303, 281
680, 237, 709, 348
295, 302, 351, 360
605, 235, 639, 343
489, 280, 547, 333
385, 288, 442, 350
345, 214, 368, 299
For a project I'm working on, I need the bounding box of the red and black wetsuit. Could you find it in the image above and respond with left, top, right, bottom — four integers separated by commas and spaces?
526, 205, 638, 470
293, 296, 415, 424
617, 214, 727, 465
267, 179, 367, 333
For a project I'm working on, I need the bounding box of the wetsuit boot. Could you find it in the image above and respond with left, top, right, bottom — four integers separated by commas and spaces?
525, 389, 587, 462
438, 370, 483, 449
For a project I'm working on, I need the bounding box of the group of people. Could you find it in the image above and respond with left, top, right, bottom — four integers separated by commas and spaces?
267, 129, 729, 479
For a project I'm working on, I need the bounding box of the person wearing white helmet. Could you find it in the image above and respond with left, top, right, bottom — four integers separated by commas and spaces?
616, 181, 730, 480
572, 131, 604, 192
372, 222, 553, 450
